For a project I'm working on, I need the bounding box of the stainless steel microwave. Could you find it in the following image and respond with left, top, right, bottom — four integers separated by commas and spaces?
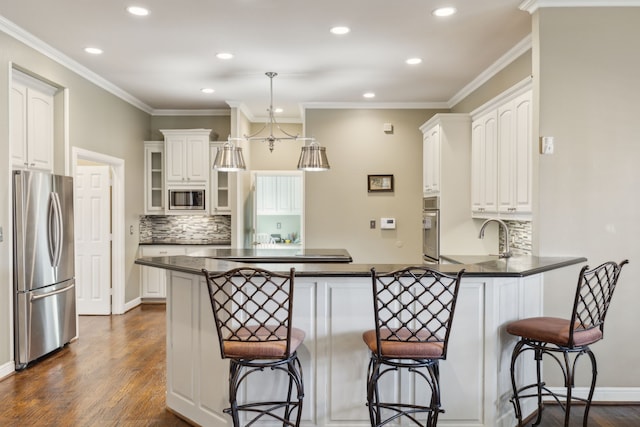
168, 189, 205, 211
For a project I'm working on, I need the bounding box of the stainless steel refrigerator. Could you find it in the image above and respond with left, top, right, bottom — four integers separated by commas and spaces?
13, 170, 77, 370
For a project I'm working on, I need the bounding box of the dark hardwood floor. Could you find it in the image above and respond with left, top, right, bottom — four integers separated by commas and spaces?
0, 304, 190, 427
1, 304, 638, 426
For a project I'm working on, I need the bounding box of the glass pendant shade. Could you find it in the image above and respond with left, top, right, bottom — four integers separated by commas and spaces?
213, 142, 246, 171
297, 143, 330, 171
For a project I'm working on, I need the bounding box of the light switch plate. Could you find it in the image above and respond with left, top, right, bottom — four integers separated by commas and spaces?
541, 136, 554, 154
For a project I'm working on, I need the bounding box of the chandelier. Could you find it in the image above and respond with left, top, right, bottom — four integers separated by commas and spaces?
213, 72, 330, 172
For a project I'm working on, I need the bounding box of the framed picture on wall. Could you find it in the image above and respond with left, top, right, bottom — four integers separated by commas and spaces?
367, 174, 394, 192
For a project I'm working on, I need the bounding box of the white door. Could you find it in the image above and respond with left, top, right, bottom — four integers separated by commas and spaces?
75, 165, 112, 315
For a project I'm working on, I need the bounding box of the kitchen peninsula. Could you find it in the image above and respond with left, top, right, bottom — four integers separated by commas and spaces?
135, 251, 585, 427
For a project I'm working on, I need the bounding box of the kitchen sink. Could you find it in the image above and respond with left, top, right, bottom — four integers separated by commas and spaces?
440, 254, 532, 267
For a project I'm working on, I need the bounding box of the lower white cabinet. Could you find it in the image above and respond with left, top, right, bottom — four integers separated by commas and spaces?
165, 271, 542, 426
139, 246, 187, 300
140, 245, 231, 300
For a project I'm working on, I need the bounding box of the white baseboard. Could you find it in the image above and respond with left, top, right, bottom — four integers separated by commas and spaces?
546, 387, 640, 402
0, 360, 15, 380
123, 297, 141, 313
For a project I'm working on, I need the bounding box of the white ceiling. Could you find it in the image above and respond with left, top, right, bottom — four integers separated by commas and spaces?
0, 0, 532, 121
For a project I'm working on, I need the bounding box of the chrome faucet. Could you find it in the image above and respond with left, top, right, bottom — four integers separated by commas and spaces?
478, 218, 512, 258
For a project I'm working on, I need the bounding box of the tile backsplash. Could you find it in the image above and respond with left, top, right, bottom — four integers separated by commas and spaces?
500, 220, 532, 255
139, 215, 231, 243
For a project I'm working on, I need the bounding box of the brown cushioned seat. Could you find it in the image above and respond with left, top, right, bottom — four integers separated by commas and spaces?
224, 326, 306, 359
362, 328, 445, 359
506, 316, 602, 347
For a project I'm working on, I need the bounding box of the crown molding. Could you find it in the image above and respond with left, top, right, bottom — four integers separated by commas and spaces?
448, 34, 532, 108
151, 109, 230, 117
301, 101, 448, 111
520, 0, 640, 13
0, 16, 154, 114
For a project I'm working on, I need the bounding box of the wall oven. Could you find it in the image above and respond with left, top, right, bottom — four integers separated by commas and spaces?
422, 196, 440, 263
168, 188, 206, 211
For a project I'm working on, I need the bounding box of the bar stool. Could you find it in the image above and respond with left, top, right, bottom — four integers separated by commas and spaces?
363, 266, 465, 427
202, 267, 304, 427
507, 260, 628, 427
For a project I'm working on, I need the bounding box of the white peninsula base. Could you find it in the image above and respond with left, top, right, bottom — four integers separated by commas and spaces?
164, 270, 540, 427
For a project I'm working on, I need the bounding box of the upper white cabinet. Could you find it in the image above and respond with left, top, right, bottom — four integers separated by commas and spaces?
422, 125, 441, 194
471, 110, 498, 214
161, 129, 210, 184
497, 91, 533, 214
419, 114, 470, 197
144, 141, 164, 214
209, 142, 231, 214
11, 70, 56, 172
471, 84, 532, 219
255, 173, 303, 215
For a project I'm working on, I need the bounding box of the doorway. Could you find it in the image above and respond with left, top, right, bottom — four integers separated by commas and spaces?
72, 147, 125, 314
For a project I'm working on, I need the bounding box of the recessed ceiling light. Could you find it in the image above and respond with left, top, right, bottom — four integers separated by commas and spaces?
406, 57, 423, 65
127, 6, 149, 16
433, 7, 457, 17
216, 52, 234, 60
363, 92, 375, 99
274, 108, 284, 113
330, 26, 350, 35
201, 88, 215, 94
84, 47, 103, 55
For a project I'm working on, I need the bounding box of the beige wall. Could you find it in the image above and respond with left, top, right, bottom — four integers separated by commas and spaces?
533, 7, 640, 388
304, 109, 447, 263
0, 31, 150, 367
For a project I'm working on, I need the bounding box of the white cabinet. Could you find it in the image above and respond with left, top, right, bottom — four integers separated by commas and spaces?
471, 86, 532, 218
422, 125, 441, 194
144, 142, 164, 214
471, 110, 498, 214
11, 71, 56, 172
497, 91, 533, 214
140, 246, 186, 299
210, 143, 231, 214
255, 173, 303, 215
140, 245, 231, 300
162, 129, 210, 184
165, 271, 543, 427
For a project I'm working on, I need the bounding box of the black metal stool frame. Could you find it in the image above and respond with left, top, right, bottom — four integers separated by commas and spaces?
509, 260, 628, 427
203, 267, 304, 427
366, 266, 465, 427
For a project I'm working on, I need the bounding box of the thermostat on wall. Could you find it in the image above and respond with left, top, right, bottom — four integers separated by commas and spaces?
380, 218, 396, 229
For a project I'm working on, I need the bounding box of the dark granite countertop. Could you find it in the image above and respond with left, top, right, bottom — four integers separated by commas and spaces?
135, 250, 586, 278
139, 239, 231, 246
186, 248, 353, 263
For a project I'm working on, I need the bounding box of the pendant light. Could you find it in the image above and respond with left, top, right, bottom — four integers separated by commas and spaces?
213, 72, 330, 172
297, 138, 330, 171
213, 138, 246, 171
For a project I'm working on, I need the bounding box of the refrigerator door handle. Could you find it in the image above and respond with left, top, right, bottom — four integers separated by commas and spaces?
47, 192, 56, 266
47, 192, 64, 267
53, 192, 64, 267
30, 282, 75, 302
